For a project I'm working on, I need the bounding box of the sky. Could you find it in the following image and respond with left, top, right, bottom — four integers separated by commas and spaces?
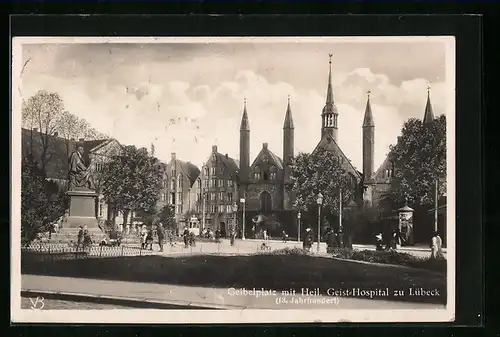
18, 38, 452, 172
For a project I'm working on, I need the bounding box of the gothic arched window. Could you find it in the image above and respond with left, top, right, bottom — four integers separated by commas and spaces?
254, 166, 261, 180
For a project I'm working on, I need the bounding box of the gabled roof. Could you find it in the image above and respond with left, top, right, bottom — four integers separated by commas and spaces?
175, 159, 201, 186
312, 133, 361, 181
250, 144, 283, 170
21, 127, 116, 181
215, 152, 240, 178
21, 128, 68, 180
373, 155, 393, 183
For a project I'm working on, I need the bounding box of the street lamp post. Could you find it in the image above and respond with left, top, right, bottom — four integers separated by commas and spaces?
297, 211, 301, 242
338, 188, 344, 248
240, 197, 246, 240
316, 193, 323, 253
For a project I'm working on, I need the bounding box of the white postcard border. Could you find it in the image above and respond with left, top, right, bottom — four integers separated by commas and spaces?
11, 36, 456, 324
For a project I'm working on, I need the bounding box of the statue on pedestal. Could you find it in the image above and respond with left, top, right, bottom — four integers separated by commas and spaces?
68, 143, 95, 191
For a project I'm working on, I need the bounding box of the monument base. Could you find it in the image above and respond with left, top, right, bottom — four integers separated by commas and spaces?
50, 188, 106, 243
51, 227, 106, 244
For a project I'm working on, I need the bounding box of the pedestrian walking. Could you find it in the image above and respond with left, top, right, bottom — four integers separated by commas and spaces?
375, 233, 384, 251
303, 228, 313, 252
183, 227, 190, 248
146, 229, 154, 250
157, 223, 165, 252
281, 230, 288, 243
82, 225, 92, 250
140, 225, 148, 249
76, 226, 84, 250
430, 231, 443, 259
263, 229, 268, 241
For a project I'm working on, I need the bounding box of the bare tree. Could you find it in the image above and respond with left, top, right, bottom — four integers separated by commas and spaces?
22, 90, 65, 177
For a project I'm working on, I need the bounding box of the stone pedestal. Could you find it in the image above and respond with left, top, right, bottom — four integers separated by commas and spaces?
52, 188, 105, 243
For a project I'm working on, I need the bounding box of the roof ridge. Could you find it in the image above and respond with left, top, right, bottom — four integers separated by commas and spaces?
313, 134, 360, 179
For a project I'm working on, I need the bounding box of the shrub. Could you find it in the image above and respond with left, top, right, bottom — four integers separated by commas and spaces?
265, 247, 310, 256
332, 249, 446, 273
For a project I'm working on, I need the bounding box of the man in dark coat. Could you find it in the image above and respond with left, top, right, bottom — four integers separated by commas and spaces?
157, 224, 165, 252
303, 228, 313, 252
183, 227, 190, 248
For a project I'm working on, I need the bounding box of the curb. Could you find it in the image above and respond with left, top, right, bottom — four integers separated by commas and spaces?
21, 289, 247, 310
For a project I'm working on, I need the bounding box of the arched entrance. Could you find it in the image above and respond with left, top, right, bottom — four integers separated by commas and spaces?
259, 191, 273, 213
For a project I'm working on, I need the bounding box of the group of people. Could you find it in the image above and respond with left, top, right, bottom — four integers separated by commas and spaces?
76, 225, 93, 250
374, 229, 444, 258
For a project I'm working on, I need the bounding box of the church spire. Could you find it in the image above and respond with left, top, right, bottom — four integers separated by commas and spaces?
363, 90, 375, 127
283, 95, 294, 129
321, 54, 339, 142
326, 53, 334, 104
423, 84, 435, 125
240, 97, 250, 130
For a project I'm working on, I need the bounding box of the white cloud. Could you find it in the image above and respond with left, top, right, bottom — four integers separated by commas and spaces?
19, 43, 450, 173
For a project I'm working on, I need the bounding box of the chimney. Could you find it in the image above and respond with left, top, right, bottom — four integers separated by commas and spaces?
54, 132, 59, 137
212, 145, 218, 153
263, 143, 268, 149
33, 128, 38, 132
171, 152, 176, 161
79, 138, 84, 142
225, 153, 229, 159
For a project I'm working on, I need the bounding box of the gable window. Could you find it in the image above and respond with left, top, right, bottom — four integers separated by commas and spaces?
177, 192, 182, 204
177, 174, 182, 188
170, 179, 175, 190
219, 192, 224, 201
211, 167, 216, 175
219, 179, 224, 187
227, 192, 233, 202
170, 193, 175, 205
270, 172, 276, 180
210, 192, 216, 201
228, 180, 233, 187
197, 178, 202, 190
203, 179, 208, 188
204, 167, 209, 176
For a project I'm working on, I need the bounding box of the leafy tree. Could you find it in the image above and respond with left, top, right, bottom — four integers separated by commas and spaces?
21, 155, 68, 246
101, 146, 164, 224
385, 115, 446, 206
57, 110, 109, 168
22, 90, 65, 177
157, 204, 177, 233
290, 147, 359, 241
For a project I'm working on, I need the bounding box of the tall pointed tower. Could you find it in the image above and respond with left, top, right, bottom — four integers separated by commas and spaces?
362, 90, 375, 206
321, 53, 339, 142
362, 90, 375, 183
423, 84, 435, 125
283, 96, 295, 210
239, 98, 250, 185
